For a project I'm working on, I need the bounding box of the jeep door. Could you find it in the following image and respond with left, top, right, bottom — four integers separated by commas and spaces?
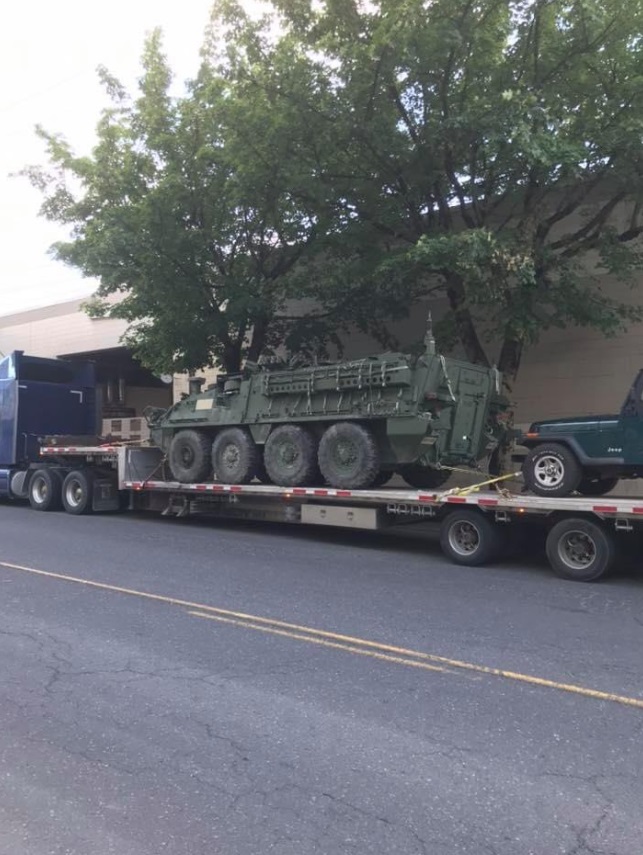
620, 370, 643, 465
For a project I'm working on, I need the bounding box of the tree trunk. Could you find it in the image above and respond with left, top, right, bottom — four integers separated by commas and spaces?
246, 316, 270, 364
497, 336, 523, 397
444, 272, 490, 366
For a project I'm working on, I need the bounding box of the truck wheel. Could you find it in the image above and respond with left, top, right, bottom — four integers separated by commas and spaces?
577, 476, 619, 497
168, 429, 212, 483
62, 470, 94, 515
398, 465, 451, 490
318, 422, 380, 489
28, 468, 63, 512
522, 443, 582, 497
440, 509, 503, 567
546, 518, 615, 582
263, 425, 318, 487
212, 427, 260, 484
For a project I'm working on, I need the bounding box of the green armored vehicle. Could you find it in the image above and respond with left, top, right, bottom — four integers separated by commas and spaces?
148, 331, 508, 490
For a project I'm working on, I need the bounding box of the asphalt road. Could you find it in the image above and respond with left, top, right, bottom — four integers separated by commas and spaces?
1, 503, 643, 855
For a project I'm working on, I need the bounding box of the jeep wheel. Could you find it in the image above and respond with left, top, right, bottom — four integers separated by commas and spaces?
168, 429, 212, 483
263, 424, 318, 487
522, 443, 582, 497
577, 476, 619, 497
212, 428, 260, 484
318, 422, 380, 489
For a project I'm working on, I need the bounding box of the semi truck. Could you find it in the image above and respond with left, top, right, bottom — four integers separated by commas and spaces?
1, 350, 642, 583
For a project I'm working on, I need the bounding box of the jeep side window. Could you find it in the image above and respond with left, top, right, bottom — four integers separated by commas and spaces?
620, 370, 643, 417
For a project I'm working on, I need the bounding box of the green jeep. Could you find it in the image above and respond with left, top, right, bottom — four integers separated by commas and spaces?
520, 372, 643, 497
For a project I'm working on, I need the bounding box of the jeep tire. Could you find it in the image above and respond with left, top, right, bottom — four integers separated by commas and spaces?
522, 443, 582, 497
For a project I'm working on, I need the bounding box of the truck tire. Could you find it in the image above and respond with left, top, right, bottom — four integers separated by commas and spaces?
263, 424, 318, 487
546, 518, 615, 582
577, 476, 619, 497
212, 427, 260, 484
439, 509, 503, 567
28, 468, 63, 512
522, 443, 582, 497
398, 465, 451, 490
168, 429, 212, 483
62, 469, 94, 515
318, 422, 380, 489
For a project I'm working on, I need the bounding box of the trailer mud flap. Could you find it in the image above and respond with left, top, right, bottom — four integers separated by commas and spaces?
92, 477, 120, 512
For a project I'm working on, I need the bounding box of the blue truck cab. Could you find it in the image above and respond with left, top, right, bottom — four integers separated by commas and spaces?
0, 351, 97, 500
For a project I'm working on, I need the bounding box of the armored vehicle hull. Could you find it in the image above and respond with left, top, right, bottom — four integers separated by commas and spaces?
148, 350, 507, 490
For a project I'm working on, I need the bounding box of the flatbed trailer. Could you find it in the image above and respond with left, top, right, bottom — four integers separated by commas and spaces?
13, 444, 643, 582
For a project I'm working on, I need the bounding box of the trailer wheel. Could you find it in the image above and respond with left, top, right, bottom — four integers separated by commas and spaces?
62, 469, 95, 515
264, 424, 318, 487
318, 422, 380, 489
28, 468, 63, 512
212, 427, 260, 484
398, 465, 451, 490
168, 429, 212, 483
440, 509, 503, 567
545, 518, 615, 582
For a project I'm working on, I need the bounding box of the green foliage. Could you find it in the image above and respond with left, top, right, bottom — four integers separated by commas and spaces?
25, 0, 643, 385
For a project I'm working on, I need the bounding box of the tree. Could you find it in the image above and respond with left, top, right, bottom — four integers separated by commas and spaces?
265, 0, 643, 392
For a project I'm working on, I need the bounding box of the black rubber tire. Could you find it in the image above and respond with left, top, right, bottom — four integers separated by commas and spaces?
168, 429, 212, 483
577, 476, 619, 497
439, 509, 503, 567
211, 427, 260, 484
398, 465, 451, 490
28, 468, 63, 512
263, 424, 318, 487
318, 422, 380, 489
522, 443, 582, 497
61, 469, 94, 515
370, 470, 394, 488
546, 518, 615, 582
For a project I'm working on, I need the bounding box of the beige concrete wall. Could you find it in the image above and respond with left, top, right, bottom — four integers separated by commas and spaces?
0, 298, 128, 358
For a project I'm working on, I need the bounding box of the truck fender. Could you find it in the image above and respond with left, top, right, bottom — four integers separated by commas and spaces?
522, 436, 616, 467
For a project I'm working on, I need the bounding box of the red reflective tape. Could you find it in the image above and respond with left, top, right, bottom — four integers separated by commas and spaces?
478, 498, 498, 507
337, 490, 352, 498
418, 494, 436, 503
292, 488, 307, 496
196, 484, 207, 491
212, 485, 225, 492
447, 497, 467, 503
593, 505, 617, 514
230, 486, 243, 493
633, 507, 643, 515
314, 490, 328, 496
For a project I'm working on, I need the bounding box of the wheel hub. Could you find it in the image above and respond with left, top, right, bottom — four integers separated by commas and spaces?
448, 521, 481, 556
558, 531, 596, 569
534, 455, 564, 488
335, 440, 357, 467
222, 443, 240, 471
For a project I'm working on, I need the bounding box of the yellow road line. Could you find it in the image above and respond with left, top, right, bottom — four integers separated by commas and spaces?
1, 558, 642, 710
186, 611, 446, 673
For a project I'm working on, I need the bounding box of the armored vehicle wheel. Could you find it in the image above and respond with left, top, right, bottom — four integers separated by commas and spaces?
577, 476, 619, 497
28, 468, 63, 512
264, 424, 318, 487
212, 427, 260, 484
168, 429, 212, 483
62, 469, 94, 515
545, 518, 615, 582
440, 509, 503, 567
522, 443, 582, 497
398, 465, 451, 490
318, 422, 380, 489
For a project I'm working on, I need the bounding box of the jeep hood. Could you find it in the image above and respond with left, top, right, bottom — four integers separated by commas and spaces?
526, 414, 619, 435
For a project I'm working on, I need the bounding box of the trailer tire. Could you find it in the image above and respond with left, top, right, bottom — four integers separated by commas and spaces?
398, 465, 451, 490
522, 443, 582, 497
168, 429, 212, 483
62, 469, 94, 515
318, 422, 380, 489
264, 424, 318, 487
28, 468, 63, 512
212, 427, 260, 484
545, 518, 615, 582
440, 509, 503, 567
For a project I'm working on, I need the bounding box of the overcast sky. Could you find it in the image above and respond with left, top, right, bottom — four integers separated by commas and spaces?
0, 1, 220, 316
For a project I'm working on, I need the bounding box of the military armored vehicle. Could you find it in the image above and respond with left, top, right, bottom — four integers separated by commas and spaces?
148, 329, 508, 490
521, 369, 643, 497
